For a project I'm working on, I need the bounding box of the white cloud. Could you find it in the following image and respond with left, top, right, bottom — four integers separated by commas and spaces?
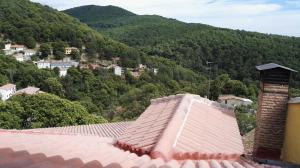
30, 0, 300, 36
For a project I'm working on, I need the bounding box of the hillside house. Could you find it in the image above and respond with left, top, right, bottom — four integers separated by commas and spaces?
218, 95, 253, 108
153, 68, 158, 75
24, 49, 36, 56
35, 60, 51, 69
50, 61, 72, 69
14, 53, 24, 62
59, 68, 68, 77
0, 83, 16, 101
114, 66, 123, 76
14, 86, 41, 95
64, 47, 78, 55
10, 44, 25, 51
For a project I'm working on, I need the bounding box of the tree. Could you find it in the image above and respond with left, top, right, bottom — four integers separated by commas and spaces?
9, 93, 107, 129
70, 49, 81, 61
0, 101, 24, 129
42, 77, 64, 97
39, 43, 52, 59
24, 36, 36, 49
52, 41, 67, 60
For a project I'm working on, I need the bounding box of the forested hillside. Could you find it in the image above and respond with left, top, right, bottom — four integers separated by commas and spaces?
0, 1, 261, 132
0, 0, 142, 66
64, 5, 300, 87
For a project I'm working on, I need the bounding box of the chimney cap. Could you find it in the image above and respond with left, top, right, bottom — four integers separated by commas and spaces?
256, 63, 297, 72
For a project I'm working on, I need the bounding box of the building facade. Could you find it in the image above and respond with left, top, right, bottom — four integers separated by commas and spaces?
0, 84, 16, 101
218, 95, 253, 108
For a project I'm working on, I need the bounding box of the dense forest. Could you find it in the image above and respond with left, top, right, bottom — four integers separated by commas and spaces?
0, 53, 256, 132
0, 0, 142, 67
64, 5, 300, 87
0, 1, 285, 133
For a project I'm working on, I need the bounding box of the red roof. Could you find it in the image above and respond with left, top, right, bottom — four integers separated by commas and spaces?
0, 130, 264, 168
116, 94, 244, 161
22, 122, 131, 138
0, 94, 279, 167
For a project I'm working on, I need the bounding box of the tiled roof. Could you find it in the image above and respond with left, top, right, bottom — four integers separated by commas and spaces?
256, 63, 297, 72
14, 86, 40, 95
0, 130, 270, 168
218, 95, 252, 102
116, 94, 244, 161
0, 83, 16, 90
23, 122, 132, 138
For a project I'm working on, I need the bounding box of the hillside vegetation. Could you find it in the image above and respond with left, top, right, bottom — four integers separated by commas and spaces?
64, 5, 300, 87
0, 0, 141, 66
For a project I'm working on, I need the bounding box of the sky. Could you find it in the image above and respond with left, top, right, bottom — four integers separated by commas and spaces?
31, 0, 300, 37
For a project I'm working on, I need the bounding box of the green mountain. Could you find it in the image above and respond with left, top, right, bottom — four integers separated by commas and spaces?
64, 5, 300, 86
64, 5, 136, 26
0, 0, 141, 66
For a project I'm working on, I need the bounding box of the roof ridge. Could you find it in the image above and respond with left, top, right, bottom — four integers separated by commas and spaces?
150, 94, 209, 161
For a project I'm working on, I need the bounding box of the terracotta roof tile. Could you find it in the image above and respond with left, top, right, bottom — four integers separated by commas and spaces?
23, 122, 132, 138
0, 130, 280, 168
0, 94, 282, 167
117, 94, 244, 161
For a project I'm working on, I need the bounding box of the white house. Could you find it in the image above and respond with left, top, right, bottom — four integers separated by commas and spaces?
35, 60, 51, 69
0, 84, 16, 101
10, 44, 25, 51
50, 61, 72, 69
14, 53, 24, 62
4, 43, 11, 50
114, 66, 123, 76
153, 68, 158, 75
59, 68, 68, 77
218, 95, 253, 108
65, 47, 78, 55
24, 49, 36, 56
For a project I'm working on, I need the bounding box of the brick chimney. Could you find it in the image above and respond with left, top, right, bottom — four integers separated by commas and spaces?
254, 63, 297, 160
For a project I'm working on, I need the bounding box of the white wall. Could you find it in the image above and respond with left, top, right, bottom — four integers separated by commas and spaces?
220, 99, 252, 108
0, 87, 16, 101
37, 62, 51, 69
114, 66, 122, 76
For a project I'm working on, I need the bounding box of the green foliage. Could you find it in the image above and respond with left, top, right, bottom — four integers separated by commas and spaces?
210, 74, 250, 100
42, 77, 64, 97
0, 0, 142, 64
52, 41, 67, 60
235, 105, 256, 135
24, 36, 36, 49
65, 5, 300, 87
39, 43, 52, 59
8, 93, 107, 129
289, 88, 300, 97
0, 101, 24, 129
64, 5, 135, 25
70, 49, 81, 61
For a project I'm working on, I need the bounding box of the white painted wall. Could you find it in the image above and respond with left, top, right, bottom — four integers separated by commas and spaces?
114, 66, 122, 76
0, 86, 16, 101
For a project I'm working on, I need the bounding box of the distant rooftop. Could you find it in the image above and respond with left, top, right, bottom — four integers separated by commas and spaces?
256, 63, 297, 72
14, 86, 40, 95
0, 83, 16, 90
218, 95, 253, 102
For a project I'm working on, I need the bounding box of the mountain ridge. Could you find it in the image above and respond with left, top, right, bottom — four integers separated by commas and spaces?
64, 5, 300, 87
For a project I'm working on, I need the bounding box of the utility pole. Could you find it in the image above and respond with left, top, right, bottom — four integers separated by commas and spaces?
206, 61, 213, 99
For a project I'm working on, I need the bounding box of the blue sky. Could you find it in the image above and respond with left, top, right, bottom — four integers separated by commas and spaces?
31, 0, 300, 37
